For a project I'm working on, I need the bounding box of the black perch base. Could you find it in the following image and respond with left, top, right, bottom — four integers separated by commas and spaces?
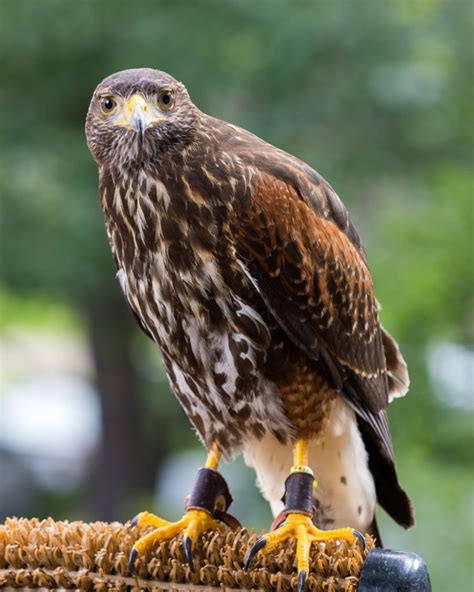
358, 548, 431, 592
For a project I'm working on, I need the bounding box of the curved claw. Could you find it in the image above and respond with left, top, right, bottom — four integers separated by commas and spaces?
298, 569, 307, 592
128, 548, 138, 576
244, 537, 267, 570
183, 535, 195, 572
353, 529, 366, 550
130, 513, 141, 528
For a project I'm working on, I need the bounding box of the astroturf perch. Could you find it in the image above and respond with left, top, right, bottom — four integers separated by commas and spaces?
85, 68, 414, 592
0, 517, 374, 591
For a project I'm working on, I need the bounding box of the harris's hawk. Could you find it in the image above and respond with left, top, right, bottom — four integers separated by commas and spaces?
86, 68, 414, 590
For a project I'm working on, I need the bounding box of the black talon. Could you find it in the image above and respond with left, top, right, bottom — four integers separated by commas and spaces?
183, 535, 195, 572
353, 529, 366, 550
129, 513, 141, 528
244, 537, 267, 570
128, 548, 138, 576
298, 569, 307, 592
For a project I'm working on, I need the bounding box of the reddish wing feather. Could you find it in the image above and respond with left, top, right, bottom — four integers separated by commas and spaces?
234, 173, 389, 413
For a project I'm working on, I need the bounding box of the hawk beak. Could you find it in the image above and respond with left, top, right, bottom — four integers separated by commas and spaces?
126, 94, 162, 143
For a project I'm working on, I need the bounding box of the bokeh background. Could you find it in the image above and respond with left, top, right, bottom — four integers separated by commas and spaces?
1, 1, 472, 589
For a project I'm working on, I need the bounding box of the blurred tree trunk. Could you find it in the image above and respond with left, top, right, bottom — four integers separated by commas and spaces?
84, 293, 161, 521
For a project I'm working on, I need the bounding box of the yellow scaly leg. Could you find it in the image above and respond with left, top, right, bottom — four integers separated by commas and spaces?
244, 438, 366, 591
205, 441, 221, 469
129, 442, 227, 575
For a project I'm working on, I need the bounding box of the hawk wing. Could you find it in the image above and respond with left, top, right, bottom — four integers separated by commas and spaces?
232, 167, 414, 528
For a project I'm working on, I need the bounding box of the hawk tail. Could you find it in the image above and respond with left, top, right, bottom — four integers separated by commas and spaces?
357, 416, 415, 529
382, 327, 410, 402
367, 515, 383, 548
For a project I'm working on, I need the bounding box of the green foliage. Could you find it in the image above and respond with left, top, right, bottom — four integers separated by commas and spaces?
1, 1, 472, 588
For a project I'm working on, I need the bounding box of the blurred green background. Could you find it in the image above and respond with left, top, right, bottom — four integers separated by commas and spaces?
1, 1, 472, 590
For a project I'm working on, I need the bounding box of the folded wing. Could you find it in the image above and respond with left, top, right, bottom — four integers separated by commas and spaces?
231, 169, 413, 528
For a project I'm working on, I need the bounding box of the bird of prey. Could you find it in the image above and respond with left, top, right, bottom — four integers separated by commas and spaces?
86, 68, 414, 590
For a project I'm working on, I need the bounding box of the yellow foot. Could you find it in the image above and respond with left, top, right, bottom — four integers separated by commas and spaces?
244, 512, 366, 592
128, 509, 222, 575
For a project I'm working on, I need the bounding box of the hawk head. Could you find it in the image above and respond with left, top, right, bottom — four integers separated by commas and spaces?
86, 68, 198, 166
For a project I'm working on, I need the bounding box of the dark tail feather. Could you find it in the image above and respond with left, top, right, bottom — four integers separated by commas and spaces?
357, 417, 415, 529
367, 516, 383, 548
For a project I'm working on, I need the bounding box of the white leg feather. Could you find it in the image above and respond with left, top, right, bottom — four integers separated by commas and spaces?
243, 398, 376, 532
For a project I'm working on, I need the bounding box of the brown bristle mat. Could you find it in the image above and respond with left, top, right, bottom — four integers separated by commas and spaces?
0, 517, 374, 591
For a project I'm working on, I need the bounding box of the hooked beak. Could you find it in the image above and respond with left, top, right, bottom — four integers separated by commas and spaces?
128, 95, 150, 143
115, 94, 164, 143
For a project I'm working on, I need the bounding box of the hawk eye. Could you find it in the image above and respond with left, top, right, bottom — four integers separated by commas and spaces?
157, 89, 174, 110
100, 96, 117, 114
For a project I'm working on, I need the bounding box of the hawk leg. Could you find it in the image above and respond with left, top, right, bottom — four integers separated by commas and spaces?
128, 443, 240, 575
244, 439, 366, 592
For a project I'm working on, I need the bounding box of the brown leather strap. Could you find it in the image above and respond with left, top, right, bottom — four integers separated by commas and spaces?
214, 509, 242, 530
186, 467, 233, 514
270, 510, 287, 531
282, 471, 315, 516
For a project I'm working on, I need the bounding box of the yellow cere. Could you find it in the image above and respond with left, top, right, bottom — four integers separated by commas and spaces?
127, 93, 149, 114
106, 93, 165, 130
